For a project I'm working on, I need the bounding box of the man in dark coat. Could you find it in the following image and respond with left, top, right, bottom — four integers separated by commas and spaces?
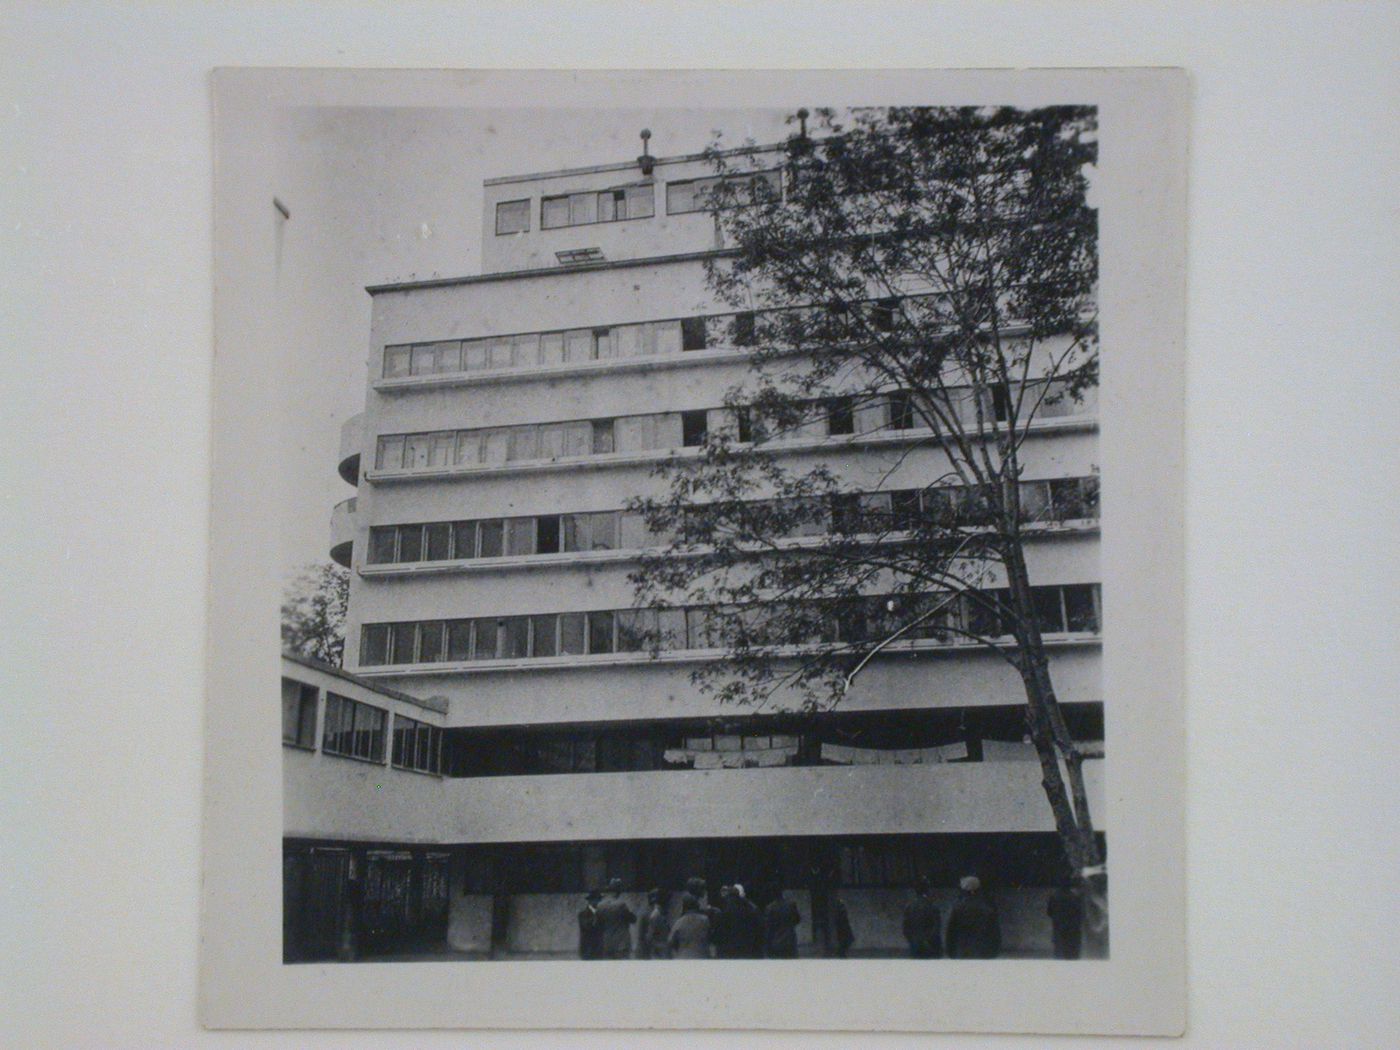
945, 876, 1001, 959
577, 890, 603, 960
763, 888, 802, 958
711, 885, 743, 959
831, 896, 855, 958
667, 894, 712, 959
729, 883, 765, 958
595, 878, 637, 959
902, 878, 943, 959
636, 888, 670, 959
1046, 882, 1084, 960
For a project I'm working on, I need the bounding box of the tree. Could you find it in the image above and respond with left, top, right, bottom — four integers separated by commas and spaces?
281, 562, 350, 666
628, 106, 1105, 935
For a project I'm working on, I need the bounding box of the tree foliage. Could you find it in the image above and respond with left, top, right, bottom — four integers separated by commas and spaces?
281, 562, 350, 666
628, 106, 1105, 903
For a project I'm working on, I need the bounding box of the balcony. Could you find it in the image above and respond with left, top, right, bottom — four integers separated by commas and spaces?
329, 497, 357, 568
337, 412, 364, 486
283, 756, 1104, 846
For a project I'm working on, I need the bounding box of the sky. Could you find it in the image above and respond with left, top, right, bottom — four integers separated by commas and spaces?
270, 106, 794, 584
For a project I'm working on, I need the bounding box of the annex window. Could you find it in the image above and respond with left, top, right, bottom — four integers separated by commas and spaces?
323, 693, 387, 762
681, 409, 709, 447
542, 184, 654, 229
680, 316, 708, 351
281, 679, 318, 748
666, 170, 782, 214
392, 713, 442, 774
495, 198, 531, 235
824, 396, 855, 436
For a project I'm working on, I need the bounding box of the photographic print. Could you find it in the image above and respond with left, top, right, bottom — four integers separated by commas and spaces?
205, 68, 1186, 1034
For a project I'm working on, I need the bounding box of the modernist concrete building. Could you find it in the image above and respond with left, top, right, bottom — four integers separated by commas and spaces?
304, 137, 1105, 959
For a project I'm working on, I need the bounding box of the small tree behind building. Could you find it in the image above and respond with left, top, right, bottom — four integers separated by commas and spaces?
281, 562, 350, 666
628, 106, 1105, 942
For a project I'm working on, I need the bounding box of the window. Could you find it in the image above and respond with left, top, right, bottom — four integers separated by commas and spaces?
281, 679, 318, 748
360, 624, 390, 666
681, 316, 708, 351
418, 621, 445, 663
666, 170, 782, 214
542, 184, 654, 229
871, 298, 898, 332
477, 519, 504, 558
383, 345, 412, 378
731, 311, 756, 347
530, 614, 559, 657
424, 522, 452, 561
888, 390, 917, 430
824, 396, 855, 436
368, 527, 397, 565
323, 693, 387, 762
586, 611, 615, 654
535, 515, 561, 554
681, 410, 709, 447
495, 198, 530, 235
392, 713, 442, 774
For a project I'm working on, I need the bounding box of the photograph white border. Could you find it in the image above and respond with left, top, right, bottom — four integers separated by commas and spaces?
202, 67, 1187, 1034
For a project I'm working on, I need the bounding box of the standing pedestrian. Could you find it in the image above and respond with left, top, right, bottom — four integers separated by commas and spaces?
595, 877, 636, 959
902, 878, 943, 959
763, 887, 802, 958
667, 894, 712, 959
945, 876, 1001, 959
733, 883, 765, 958
1046, 881, 1084, 960
831, 896, 855, 958
712, 885, 743, 959
577, 890, 603, 960
636, 889, 670, 959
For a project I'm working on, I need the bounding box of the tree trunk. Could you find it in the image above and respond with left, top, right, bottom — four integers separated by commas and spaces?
1000, 537, 1108, 952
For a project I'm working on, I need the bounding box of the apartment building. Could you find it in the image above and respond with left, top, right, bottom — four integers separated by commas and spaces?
309, 136, 1105, 959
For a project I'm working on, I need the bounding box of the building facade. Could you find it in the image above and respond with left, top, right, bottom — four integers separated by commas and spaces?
305, 138, 1104, 959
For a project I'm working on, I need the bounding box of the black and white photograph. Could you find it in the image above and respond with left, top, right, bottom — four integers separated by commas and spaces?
203, 67, 1187, 1034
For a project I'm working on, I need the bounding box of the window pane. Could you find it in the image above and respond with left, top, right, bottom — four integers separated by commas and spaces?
1049, 477, 1091, 520
681, 316, 707, 351
652, 412, 683, 450
539, 332, 564, 365
471, 618, 498, 659
392, 720, 407, 766
452, 521, 477, 558
538, 423, 567, 459
541, 196, 570, 229
453, 433, 478, 469
434, 342, 461, 373
656, 608, 687, 650
424, 523, 451, 561
368, 527, 397, 564
404, 435, 432, 469
297, 686, 317, 746
666, 181, 697, 214
559, 612, 586, 655
447, 620, 472, 661
376, 436, 405, 470
591, 419, 615, 454
1032, 588, 1066, 633
361, 624, 390, 666
613, 324, 643, 358
536, 515, 561, 554
477, 520, 504, 558
561, 513, 589, 553
419, 621, 445, 662
500, 616, 530, 659
462, 339, 488, 371
510, 333, 540, 366
569, 192, 596, 226
653, 320, 682, 355
480, 429, 510, 465
281, 679, 302, 743
1063, 584, 1100, 632
563, 329, 592, 363
383, 346, 412, 378
530, 614, 558, 657
588, 512, 618, 550
390, 622, 418, 664
592, 328, 613, 360
586, 611, 615, 654
597, 190, 617, 222
505, 517, 536, 556
619, 511, 656, 549
625, 183, 654, 218
495, 198, 530, 234
616, 608, 657, 652
1019, 480, 1052, 523
396, 524, 424, 563
410, 345, 436, 376
686, 607, 716, 649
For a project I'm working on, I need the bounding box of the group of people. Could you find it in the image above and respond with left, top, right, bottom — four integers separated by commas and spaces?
577, 873, 1085, 961
576, 877, 809, 960
903, 875, 1085, 960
